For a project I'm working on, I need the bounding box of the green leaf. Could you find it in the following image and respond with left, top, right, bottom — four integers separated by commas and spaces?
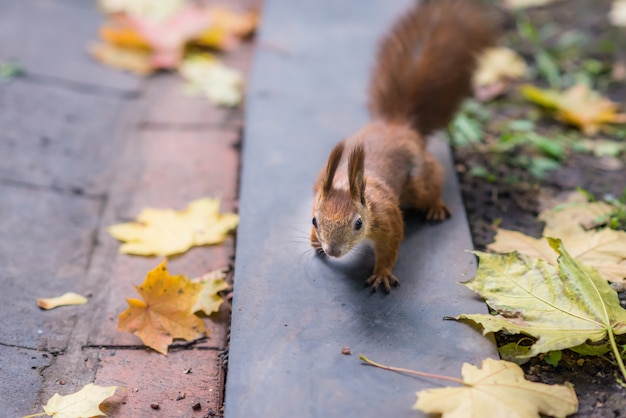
456, 239, 626, 362
544, 350, 562, 367
535, 50, 561, 88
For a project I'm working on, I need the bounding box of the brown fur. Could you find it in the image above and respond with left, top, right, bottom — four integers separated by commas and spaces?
311, 0, 499, 292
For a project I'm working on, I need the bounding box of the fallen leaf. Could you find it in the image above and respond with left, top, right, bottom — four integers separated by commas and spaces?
473, 47, 527, 101
489, 190, 626, 283
99, 0, 186, 22
116, 6, 213, 69
27, 383, 118, 418
191, 269, 230, 315
414, 358, 577, 418
89, 42, 153, 75
539, 190, 615, 231
195, 7, 259, 50
108, 197, 238, 257
458, 239, 626, 361
99, 24, 151, 50
37, 292, 88, 310
610, 0, 626, 26
180, 55, 244, 107
521, 83, 626, 135
503, 0, 562, 8
118, 260, 206, 355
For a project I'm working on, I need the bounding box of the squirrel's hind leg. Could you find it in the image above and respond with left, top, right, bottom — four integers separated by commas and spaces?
401, 152, 451, 222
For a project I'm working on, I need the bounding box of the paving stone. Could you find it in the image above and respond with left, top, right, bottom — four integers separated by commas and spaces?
0, 80, 126, 194
0, 183, 102, 351
95, 348, 224, 417
86, 128, 239, 347
0, 0, 140, 93
0, 346, 53, 417
225, 1, 498, 417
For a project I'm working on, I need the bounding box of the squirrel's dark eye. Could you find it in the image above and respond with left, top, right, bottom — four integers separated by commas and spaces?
312, 217, 318, 228
354, 217, 363, 230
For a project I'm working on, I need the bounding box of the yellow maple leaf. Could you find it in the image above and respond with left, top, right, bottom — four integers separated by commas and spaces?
108, 197, 238, 257
191, 269, 230, 315
414, 358, 578, 418
37, 292, 88, 310
89, 42, 154, 75
521, 83, 626, 135
23, 383, 118, 418
117, 260, 206, 355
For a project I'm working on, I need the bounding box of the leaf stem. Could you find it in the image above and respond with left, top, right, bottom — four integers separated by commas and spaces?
606, 326, 626, 382
22, 413, 46, 418
359, 355, 466, 385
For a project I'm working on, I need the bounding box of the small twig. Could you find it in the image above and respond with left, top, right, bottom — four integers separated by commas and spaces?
359, 355, 466, 385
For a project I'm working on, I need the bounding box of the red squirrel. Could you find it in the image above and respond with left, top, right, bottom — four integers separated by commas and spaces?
310, 0, 500, 292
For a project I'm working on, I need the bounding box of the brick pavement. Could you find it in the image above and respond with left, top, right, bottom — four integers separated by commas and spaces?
0, 1, 254, 416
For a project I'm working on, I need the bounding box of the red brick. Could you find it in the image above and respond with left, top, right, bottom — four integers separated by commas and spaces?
96, 349, 224, 417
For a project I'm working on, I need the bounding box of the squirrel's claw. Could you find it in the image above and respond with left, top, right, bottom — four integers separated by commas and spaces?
425, 203, 451, 222
365, 273, 399, 293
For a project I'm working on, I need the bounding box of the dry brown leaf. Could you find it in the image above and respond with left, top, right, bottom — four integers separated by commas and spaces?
37, 292, 88, 310
521, 83, 626, 135
23, 383, 119, 418
489, 192, 626, 283
414, 358, 577, 418
473, 47, 527, 101
539, 191, 615, 232
117, 260, 206, 355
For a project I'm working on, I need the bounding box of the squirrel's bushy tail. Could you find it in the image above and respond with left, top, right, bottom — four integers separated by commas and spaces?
368, 0, 500, 137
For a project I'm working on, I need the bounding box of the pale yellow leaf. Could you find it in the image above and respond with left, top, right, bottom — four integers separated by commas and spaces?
37, 292, 88, 310
414, 358, 578, 418
40, 383, 118, 418
99, 0, 185, 22
108, 197, 238, 257
180, 55, 244, 107
503, 0, 562, 9
191, 269, 230, 315
473, 47, 527, 100
610, 0, 626, 26
117, 260, 206, 355
539, 190, 614, 232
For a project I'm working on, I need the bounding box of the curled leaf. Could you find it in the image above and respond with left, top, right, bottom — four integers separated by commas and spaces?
35, 383, 119, 418
37, 292, 88, 310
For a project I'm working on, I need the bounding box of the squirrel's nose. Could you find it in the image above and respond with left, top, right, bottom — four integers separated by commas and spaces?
323, 244, 341, 257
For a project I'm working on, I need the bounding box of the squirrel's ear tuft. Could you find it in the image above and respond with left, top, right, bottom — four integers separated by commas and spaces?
348, 144, 366, 205
322, 142, 345, 196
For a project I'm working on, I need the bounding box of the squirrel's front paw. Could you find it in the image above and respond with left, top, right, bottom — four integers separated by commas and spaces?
365, 273, 399, 293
